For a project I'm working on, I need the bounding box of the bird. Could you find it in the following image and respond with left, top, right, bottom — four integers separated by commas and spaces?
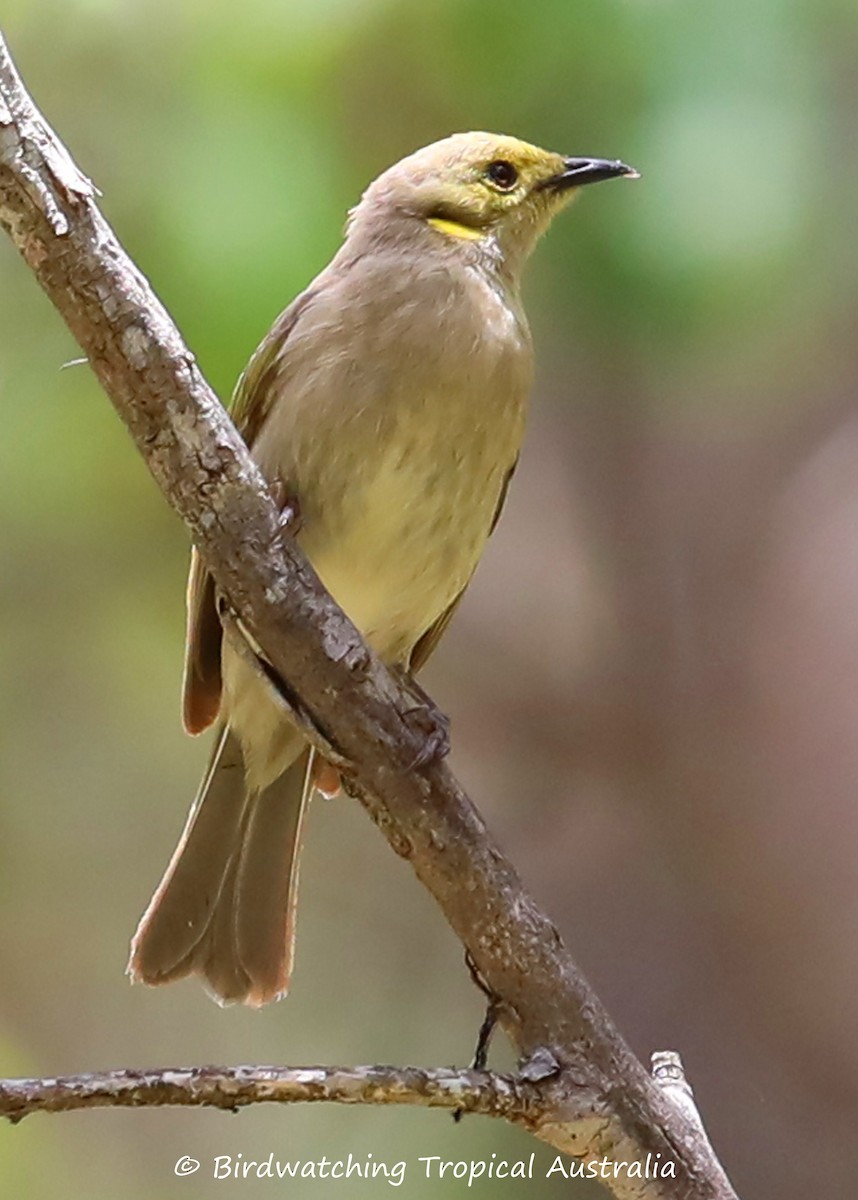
127, 132, 638, 1007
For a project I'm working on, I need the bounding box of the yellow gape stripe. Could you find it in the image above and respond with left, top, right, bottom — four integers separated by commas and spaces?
427, 217, 485, 241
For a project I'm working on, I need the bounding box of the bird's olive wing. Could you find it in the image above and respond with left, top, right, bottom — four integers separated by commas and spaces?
489, 457, 518, 537
409, 589, 466, 674
181, 290, 317, 734
231, 289, 318, 445
182, 547, 223, 734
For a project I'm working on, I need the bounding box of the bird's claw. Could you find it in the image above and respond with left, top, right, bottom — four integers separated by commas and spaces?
403, 697, 451, 769
392, 668, 451, 769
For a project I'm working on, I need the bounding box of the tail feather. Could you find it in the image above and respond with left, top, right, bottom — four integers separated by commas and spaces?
128, 727, 245, 983
233, 750, 312, 1006
198, 851, 252, 1004
128, 728, 311, 1006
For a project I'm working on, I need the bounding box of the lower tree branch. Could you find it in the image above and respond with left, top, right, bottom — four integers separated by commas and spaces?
0, 30, 739, 1200
0, 1065, 542, 1125
0, 1052, 724, 1188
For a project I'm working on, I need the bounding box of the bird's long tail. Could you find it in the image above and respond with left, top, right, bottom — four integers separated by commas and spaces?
127, 728, 311, 1006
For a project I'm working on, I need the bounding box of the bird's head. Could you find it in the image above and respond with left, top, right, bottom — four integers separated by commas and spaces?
350, 132, 638, 274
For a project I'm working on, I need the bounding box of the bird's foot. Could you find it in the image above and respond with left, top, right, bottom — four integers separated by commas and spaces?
395, 670, 451, 769
270, 478, 303, 536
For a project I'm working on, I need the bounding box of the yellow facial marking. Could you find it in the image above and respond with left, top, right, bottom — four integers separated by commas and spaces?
427, 217, 485, 241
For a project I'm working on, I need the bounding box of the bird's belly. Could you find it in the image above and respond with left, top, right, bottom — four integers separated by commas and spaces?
301, 442, 503, 664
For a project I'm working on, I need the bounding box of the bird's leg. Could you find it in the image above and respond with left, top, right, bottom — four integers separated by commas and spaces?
392, 668, 451, 769
269, 477, 303, 536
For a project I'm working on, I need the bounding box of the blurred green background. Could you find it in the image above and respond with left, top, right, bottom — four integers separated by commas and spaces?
3, 0, 858, 1196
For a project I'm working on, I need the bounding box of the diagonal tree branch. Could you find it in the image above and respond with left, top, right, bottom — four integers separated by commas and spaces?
0, 31, 738, 1200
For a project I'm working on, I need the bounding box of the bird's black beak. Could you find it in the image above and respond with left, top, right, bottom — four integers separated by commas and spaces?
542, 157, 640, 192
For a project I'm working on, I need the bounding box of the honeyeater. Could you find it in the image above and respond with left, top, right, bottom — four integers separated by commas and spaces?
128, 132, 638, 1006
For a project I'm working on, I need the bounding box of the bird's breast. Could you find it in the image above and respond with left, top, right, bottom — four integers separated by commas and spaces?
255, 258, 532, 663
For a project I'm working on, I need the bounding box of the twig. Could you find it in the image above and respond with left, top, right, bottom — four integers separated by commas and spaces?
0, 29, 739, 1200
652, 1052, 735, 1194
0, 1065, 540, 1125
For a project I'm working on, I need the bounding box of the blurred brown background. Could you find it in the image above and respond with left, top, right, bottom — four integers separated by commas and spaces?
2, 0, 858, 1196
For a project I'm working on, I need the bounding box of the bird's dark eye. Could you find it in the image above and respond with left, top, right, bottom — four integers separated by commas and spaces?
486, 160, 518, 190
